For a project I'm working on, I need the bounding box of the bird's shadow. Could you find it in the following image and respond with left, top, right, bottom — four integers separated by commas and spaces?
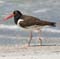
30, 44, 56, 47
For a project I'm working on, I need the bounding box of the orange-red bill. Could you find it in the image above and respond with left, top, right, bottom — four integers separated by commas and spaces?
3, 13, 14, 21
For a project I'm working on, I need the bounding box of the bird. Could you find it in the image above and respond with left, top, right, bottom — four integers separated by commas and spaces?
3, 10, 56, 46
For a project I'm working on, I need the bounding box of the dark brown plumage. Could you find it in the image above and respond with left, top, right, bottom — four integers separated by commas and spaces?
13, 10, 56, 28
17, 15, 56, 28
4, 10, 56, 46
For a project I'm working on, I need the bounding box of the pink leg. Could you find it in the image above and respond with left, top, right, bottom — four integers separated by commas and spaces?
38, 30, 42, 45
28, 31, 32, 46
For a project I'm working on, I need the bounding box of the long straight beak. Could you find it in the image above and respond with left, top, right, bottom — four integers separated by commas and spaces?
3, 13, 14, 21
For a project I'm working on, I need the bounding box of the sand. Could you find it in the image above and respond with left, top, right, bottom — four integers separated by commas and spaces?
0, 45, 60, 59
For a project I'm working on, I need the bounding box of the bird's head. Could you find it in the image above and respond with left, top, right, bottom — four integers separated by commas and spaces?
3, 10, 22, 21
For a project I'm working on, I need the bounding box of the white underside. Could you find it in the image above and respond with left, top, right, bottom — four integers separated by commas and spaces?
17, 19, 49, 31
26, 25, 43, 30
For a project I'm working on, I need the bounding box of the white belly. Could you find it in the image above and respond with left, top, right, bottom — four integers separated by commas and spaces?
17, 19, 44, 31
18, 25, 44, 31
26, 25, 43, 30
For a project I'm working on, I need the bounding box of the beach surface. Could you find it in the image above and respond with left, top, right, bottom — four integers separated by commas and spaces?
0, 45, 60, 59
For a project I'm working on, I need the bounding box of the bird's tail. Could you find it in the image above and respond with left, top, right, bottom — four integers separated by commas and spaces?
49, 22, 56, 27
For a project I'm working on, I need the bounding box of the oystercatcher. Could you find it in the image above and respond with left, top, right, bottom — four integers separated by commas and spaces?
3, 10, 56, 46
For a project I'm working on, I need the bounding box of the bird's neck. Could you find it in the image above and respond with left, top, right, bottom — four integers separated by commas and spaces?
14, 15, 22, 24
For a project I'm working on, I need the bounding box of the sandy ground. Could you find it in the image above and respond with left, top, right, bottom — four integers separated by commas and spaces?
0, 45, 60, 59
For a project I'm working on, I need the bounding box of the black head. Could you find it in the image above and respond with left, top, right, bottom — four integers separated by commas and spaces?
13, 10, 23, 24
13, 10, 22, 16
3, 10, 23, 24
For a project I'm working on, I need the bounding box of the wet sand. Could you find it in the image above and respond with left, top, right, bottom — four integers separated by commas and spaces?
0, 45, 60, 59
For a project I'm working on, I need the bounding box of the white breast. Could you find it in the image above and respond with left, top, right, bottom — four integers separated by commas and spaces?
17, 19, 44, 31
17, 19, 24, 26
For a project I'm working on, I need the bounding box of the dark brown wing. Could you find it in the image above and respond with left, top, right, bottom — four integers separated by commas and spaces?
19, 15, 56, 28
